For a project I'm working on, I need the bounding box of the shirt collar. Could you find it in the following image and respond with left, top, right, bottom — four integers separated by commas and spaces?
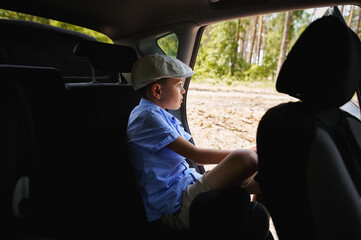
139, 98, 180, 125
139, 98, 157, 107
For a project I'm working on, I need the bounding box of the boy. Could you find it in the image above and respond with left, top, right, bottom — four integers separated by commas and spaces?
127, 54, 260, 230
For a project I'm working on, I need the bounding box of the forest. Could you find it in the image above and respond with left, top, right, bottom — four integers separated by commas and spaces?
1, 5, 361, 84
193, 5, 361, 84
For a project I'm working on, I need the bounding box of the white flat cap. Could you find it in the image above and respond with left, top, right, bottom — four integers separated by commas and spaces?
131, 54, 195, 90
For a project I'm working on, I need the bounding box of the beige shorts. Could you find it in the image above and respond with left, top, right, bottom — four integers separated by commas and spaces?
160, 174, 211, 230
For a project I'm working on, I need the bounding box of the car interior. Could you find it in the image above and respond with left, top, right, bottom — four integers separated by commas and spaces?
0, 0, 360, 239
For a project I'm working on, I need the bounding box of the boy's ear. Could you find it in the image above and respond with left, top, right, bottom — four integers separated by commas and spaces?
150, 83, 161, 99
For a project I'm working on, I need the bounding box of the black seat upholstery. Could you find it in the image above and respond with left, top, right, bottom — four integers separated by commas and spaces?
74, 39, 138, 83
256, 16, 361, 239
0, 19, 99, 82
190, 186, 273, 239
63, 84, 144, 237
0, 20, 145, 238
17, 66, 66, 237
0, 39, 143, 238
0, 68, 34, 239
62, 41, 144, 237
0, 65, 65, 239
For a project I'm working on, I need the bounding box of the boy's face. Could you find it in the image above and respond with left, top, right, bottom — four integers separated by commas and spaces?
158, 78, 186, 110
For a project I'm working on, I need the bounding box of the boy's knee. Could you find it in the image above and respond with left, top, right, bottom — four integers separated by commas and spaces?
232, 149, 258, 174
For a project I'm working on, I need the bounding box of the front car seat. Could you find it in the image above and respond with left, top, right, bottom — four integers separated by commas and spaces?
0, 67, 34, 239
256, 15, 361, 239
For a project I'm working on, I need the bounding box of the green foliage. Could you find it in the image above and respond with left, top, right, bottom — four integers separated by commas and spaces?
195, 20, 242, 78
0, 9, 112, 43
194, 9, 319, 84
157, 33, 179, 57
244, 64, 266, 81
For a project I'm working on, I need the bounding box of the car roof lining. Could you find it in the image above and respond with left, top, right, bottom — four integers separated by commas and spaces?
0, 0, 359, 41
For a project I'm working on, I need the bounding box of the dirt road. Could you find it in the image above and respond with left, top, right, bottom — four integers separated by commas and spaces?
187, 83, 295, 152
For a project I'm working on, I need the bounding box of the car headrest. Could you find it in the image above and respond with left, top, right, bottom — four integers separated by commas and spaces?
276, 16, 361, 109
74, 40, 138, 73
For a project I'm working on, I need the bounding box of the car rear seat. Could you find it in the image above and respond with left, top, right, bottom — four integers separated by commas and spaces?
1, 19, 272, 238
0, 66, 35, 239
15, 66, 66, 237
63, 40, 145, 237
0, 19, 110, 83
0, 19, 146, 237
73, 39, 138, 83
71, 40, 273, 238
0, 64, 66, 239
0, 18, 194, 234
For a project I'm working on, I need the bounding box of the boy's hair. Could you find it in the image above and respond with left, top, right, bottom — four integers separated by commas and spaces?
135, 85, 148, 98
135, 78, 167, 98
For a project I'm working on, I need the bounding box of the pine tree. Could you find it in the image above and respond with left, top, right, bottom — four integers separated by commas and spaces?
277, 11, 291, 74
256, 15, 264, 64
248, 16, 259, 63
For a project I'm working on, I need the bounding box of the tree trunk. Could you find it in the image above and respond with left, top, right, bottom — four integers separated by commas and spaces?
277, 11, 291, 74
231, 19, 241, 75
355, 8, 361, 35
239, 20, 247, 60
339, 5, 344, 15
256, 15, 263, 64
248, 16, 259, 63
348, 5, 355, 27
239, 32, 245, 59
242, 28, 248, 59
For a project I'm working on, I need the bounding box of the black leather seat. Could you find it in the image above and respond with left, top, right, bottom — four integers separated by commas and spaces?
0, 67, 34, 239
62, 41, 144, 238
17, 66, 66, 238
0, 19, 97, 82
256, 15, 361, 239
73, 39, 138, 83
0, 65, 65, 239
190, 186, 273, 239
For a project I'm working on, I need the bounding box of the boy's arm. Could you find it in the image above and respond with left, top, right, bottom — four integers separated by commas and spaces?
167, 136, 232, 165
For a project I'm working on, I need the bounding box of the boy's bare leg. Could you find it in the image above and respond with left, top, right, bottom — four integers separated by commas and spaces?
205, 149, 260, 194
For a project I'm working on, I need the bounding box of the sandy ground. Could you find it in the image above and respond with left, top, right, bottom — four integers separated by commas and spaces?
186, 82, 296, 239
187, 82, 295, 152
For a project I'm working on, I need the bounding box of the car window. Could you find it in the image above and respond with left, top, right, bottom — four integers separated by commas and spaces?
341, 93, 361, 119
0, 8, 112, 43
188, 5, 361, 157
157, 33, 179, 57
187, 6, 360, 239
352, 94, 360, 108
188, 8, 315, 159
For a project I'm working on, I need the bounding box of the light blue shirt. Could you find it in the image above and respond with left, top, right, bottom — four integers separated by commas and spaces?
127, 99, 202, 222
